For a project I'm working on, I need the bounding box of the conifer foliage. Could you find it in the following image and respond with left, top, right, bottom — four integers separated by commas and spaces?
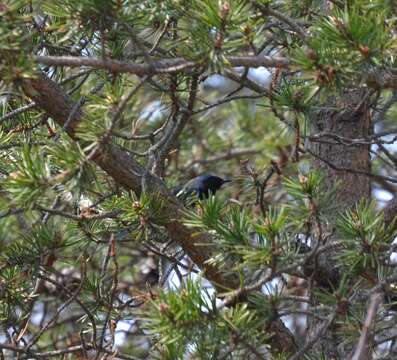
1, 0, 397, 358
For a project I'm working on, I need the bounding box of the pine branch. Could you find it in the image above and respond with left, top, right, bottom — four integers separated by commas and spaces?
33, 54, 290, 74
18, 71, 298, 355
19, 72, 234, 287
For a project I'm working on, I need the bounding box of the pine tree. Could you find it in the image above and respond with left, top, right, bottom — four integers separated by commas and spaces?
1, 0, 397, 358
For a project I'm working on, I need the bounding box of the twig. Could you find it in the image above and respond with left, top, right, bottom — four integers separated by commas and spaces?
351, 291, 383, 360
35, 205, 122, 221
149, 74, 200, 175
0, 103, 37, 123
96, 234, 119, 359
36, 272, 98, 346
305, 148, 397, 184
259, 161, 280, 216
25, 263, 87, 350
224, 68, 271, 95
0, 344, 85, 359
182, 148, 259, 170
192, 93, 266, 114
149, 18, 171, 54
289, 310, 337, 360
0, 208, 24, 219
251, 2, 308, 41
108, 76, 149, 133
0, 344, 142, 360
374, 91, 397, 123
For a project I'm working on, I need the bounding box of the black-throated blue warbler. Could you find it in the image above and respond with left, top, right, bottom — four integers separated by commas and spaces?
173, 174, 231, 201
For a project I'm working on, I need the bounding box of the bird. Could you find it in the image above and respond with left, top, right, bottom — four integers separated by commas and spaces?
173, 174, 231, 201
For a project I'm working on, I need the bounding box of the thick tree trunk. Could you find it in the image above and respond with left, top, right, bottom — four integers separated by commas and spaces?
304, 88, 372, 291
307, 88, 373, 358
308, 88, 372, 207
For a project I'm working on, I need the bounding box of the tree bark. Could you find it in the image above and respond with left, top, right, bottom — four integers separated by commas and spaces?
308, 88, 372, 207
306, 88, 373, 358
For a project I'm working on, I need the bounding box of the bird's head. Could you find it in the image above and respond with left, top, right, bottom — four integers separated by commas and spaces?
200, 174, 231, 197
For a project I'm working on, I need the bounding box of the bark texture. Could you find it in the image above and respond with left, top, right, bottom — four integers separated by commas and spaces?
308, 88, 372, 208
304, 89, 372, 290
307, 88, 373, 358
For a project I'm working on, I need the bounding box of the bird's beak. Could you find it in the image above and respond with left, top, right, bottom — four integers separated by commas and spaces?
223, 179, 232, 184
